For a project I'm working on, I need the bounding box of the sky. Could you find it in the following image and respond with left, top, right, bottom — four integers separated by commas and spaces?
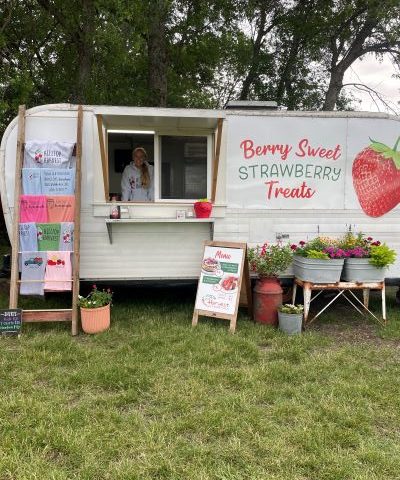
343, 54, 400, 114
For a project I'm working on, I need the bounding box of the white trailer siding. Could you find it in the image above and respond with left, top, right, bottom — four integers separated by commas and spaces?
1, 104, 400, 281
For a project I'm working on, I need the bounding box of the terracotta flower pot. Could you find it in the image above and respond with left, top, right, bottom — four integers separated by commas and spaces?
194, 201, 212, 218
80, 304, 110, 334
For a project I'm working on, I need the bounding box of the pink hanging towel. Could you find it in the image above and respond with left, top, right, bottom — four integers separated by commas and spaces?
44, 251, 72, 291
46, 195, 75, 222
20, 195, 48, 223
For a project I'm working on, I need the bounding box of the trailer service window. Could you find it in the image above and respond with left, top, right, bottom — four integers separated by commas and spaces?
107, 132, 208, 202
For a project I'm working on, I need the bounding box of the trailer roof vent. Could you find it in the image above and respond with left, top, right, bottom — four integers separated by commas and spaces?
225, 100, 278, 110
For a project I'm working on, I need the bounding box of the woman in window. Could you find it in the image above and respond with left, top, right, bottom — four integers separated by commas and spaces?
121, 147, 154, 201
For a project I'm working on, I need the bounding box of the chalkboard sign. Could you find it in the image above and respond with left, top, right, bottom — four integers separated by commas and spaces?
0, 309, 22, 335
192, 241, 252, 332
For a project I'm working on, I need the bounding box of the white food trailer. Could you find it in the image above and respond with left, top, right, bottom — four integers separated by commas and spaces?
1, 103, 400, 282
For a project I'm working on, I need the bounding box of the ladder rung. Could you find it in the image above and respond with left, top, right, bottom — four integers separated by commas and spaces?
23, 309, 73, 323
17, 279, 74, 283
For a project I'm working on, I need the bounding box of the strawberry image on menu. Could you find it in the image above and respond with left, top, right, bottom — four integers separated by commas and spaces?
352, 137, 400, 217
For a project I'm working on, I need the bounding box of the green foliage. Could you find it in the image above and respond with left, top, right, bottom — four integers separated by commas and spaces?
78, 285, 113, 309
369, 244, 397, 268
306, 250, 330, 259
1, 0, 400, 138
294, 237, 337, 257
339, 232, 369, 251
248, 242, 293, 277
278, 303, 304, 314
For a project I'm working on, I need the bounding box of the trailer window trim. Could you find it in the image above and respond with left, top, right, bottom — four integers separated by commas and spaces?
104, 126, 213, 203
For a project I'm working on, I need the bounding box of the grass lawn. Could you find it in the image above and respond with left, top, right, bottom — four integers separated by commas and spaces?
0, 277, 400, 479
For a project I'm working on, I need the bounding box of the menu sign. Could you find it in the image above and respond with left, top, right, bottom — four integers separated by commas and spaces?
0, 309, 22, 335
196, 245, 243, 315
192, 241, 251, 332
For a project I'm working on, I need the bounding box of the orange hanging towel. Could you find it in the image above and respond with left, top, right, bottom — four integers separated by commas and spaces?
46, 195, 75, 222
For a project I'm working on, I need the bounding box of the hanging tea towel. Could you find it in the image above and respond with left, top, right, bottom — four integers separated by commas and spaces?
20, 195, 48, 223
37, 223, 61, 251
24, 141, 75, 168
41, 168, 75, 195
19, 223, 38, 251
44, 251, 72, 291
59, 222, 74, 251
46, 195, 75, 222
20, 251, 47, 296
22, 168, 42, 194
19, 223, 38, 272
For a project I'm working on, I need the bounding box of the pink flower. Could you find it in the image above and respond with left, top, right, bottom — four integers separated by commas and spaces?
299, 241, 306, 246
92, 284, 97, 290
367, 237, 373, 241
290, 244, 297, 250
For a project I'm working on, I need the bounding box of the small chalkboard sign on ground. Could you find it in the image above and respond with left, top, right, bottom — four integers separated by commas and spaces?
192, 241, 253, 333
0, 309, 22, 336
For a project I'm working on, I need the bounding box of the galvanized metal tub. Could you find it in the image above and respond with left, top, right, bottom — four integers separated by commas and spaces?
342, 258, 386, 282
293, 255, 344, 283
278, 312, 303, 335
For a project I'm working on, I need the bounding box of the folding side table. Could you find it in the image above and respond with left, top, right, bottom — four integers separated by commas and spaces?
292, 278, 386, 326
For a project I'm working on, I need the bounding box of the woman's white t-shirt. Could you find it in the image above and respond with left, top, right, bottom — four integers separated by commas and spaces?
121, 162, 154, 201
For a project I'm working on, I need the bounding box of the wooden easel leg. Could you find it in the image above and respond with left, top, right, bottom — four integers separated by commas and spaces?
192, 311, 199, 327
229, 317, 236, 333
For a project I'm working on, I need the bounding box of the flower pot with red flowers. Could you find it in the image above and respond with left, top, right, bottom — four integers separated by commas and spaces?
248, 242, 293, 326
194, 199, 213, 218
78, 285, 113, 334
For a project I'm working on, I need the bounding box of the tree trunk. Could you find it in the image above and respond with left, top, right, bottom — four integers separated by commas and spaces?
239, 8, 267, 100
276, 38, 300, 107
37, 0, 95, 104
147, 0, 168, 107
322, 70, 345, 110
73, 0, 95, 104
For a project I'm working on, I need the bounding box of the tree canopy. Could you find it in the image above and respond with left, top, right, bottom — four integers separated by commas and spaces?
1, 0, 399, 132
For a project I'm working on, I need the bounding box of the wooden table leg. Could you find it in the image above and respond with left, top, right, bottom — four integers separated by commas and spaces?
303, 283, 312, 324
363, 288, 370, 309
382, 283, 387, 324
292, 281, 297, 304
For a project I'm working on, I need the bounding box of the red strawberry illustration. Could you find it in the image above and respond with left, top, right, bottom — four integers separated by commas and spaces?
352, 137, 400, 217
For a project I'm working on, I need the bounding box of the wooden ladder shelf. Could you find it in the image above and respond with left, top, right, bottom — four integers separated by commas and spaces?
9, 105, 83, 335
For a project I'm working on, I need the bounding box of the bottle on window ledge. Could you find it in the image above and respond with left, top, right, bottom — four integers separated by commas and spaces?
110, 195, 120, 219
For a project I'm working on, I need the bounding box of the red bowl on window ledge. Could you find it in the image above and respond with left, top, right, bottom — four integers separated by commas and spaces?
194, 201, 213, 218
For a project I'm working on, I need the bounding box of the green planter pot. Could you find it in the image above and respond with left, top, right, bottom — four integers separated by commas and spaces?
342, 258, 386, 282
278, 311, 303, 335
293, 255, 344, 283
